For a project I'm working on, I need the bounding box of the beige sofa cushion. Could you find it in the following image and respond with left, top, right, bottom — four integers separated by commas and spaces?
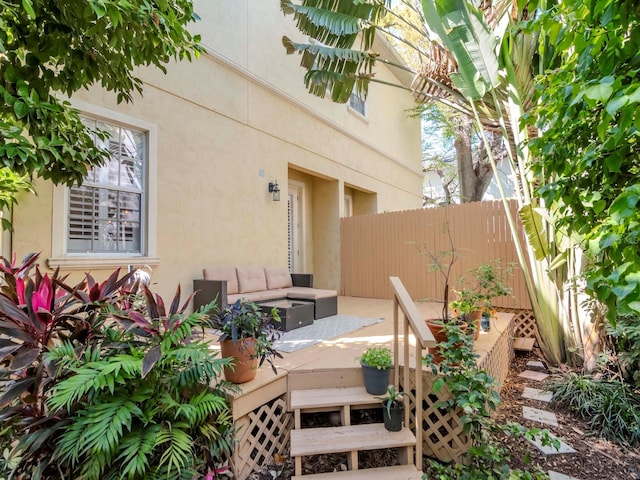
284, 287, 337, 299
202, 267, 239, 295
236, 266, 268, 293
264, 266, 293, 290
228, 290, 285, 305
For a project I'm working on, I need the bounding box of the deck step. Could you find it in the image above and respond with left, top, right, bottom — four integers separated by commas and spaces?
292, 464, 422, 480
291, 386, 385, 411
290, 423, 415, 457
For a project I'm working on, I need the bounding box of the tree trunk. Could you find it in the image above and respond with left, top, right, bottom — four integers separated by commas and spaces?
455, 116, 475, 203
454, 115, 498, 203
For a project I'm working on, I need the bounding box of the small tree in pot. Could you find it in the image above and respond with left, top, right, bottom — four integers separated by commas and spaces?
458, 261, 514, 333
473, 261, 514, 331
413, 225, 469, 362
359, 346, 392, 395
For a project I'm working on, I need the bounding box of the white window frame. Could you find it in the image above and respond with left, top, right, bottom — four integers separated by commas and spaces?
48, 100, 159, 270
347, 90, 367, 119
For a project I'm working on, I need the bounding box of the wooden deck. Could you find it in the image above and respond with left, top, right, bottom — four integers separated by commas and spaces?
226, 296, 515, 478
222, 296, 514, 418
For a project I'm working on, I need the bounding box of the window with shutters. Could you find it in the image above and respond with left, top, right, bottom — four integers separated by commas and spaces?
68, 118, 145, 254
49, 101, 158, 269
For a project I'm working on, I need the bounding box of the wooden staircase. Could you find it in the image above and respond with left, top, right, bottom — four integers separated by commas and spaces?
289, 386, 423, 479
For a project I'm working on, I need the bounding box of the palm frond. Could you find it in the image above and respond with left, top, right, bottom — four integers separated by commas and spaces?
282, 0, 396, 102
115, 425, 161, 479
283, 37, 378, 101
162, 341, 229, 387
47, 355, 141, 412
56, 395, 141, 471
155, 423, 193, 474
282, 0, 389, 50
183, 390, 230, 425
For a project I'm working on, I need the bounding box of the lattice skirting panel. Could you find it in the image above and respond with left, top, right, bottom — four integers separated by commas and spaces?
398, 316, 514, 463
499, 308, 538, 339
233, 396, 294, 479
400, 368, 471, 463
478, 319, 514, 390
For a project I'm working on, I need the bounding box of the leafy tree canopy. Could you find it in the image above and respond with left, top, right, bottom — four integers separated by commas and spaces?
0, 0, 201, 219
528, 0, 640, 319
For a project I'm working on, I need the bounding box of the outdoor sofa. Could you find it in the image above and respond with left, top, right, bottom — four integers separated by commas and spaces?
193, 266, 338, 319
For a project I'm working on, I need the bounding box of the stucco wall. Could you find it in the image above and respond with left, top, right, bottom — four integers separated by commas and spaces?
9, 1, 422, 299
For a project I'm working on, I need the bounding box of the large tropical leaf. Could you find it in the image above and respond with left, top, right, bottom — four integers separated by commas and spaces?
281, 2, 364, 46
422, 0, 500, 99
282, 0, 396, 102
519, 202, 549, 261
282, 38, 377, 101
281, 0, 388, 50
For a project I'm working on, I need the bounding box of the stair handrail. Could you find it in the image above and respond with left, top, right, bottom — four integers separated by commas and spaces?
389, 276, 437, 473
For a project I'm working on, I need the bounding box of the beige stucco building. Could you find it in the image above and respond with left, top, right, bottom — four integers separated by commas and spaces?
5, 1, 422, 300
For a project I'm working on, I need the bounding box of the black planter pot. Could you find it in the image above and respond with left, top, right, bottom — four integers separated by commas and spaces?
360, 363, 391, 395
382, 401, 404, 432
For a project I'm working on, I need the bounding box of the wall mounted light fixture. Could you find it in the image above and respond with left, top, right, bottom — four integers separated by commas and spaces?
268, 180, 280, 201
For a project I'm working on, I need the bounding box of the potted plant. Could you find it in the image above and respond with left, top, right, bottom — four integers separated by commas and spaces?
376, 386, 404, 432
414, 229, 469, 362
359, 346, 392, 395
211, 299, 282, 384
450, 288, 483, 340
468, 261, 514, 332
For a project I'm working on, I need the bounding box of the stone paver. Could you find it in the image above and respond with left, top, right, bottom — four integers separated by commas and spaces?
548, 470, 582, 480
523, 406, 558, 427
527, 432, 576, 455
514, 337, 536, 351
526, 360, 547, 371
522, 387, 553, 403
518, 370, 550, 381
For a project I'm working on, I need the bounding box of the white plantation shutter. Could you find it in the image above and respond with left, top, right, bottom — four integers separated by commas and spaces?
68, 118, 145, 254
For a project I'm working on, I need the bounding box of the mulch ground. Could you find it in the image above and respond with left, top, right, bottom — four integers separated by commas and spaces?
248, 352, 640, 479
489, 352, 640, 480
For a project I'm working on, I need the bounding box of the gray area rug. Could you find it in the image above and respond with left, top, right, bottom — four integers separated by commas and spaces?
273, 315, 384, 353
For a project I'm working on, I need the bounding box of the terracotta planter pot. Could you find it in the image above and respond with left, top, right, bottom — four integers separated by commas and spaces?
220, 338, 258, 384
425, 320, 468, 363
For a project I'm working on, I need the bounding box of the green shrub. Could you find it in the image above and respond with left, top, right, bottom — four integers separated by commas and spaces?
609, 314, 640, 387
0, 254, 234, 479
359, 346, 392, 369
424, 322, 553, 479
549, 371, 640, 447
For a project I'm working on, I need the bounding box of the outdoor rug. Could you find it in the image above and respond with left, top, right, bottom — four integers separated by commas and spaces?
273, 315, 384, 353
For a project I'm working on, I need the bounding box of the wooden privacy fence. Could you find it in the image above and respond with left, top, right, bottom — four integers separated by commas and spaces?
340, 200, 532, 310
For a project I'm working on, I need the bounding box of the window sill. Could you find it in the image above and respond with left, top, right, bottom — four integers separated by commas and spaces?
47, 256, 161, 270
347, 105, 369, 123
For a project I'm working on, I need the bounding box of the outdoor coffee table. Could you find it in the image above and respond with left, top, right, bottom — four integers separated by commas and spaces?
259, 299, 314, 332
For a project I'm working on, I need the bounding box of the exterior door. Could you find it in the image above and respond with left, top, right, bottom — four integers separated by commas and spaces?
288, 183, 304, 273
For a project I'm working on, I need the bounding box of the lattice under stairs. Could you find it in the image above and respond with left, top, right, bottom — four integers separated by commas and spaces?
289, 386, 423, 480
